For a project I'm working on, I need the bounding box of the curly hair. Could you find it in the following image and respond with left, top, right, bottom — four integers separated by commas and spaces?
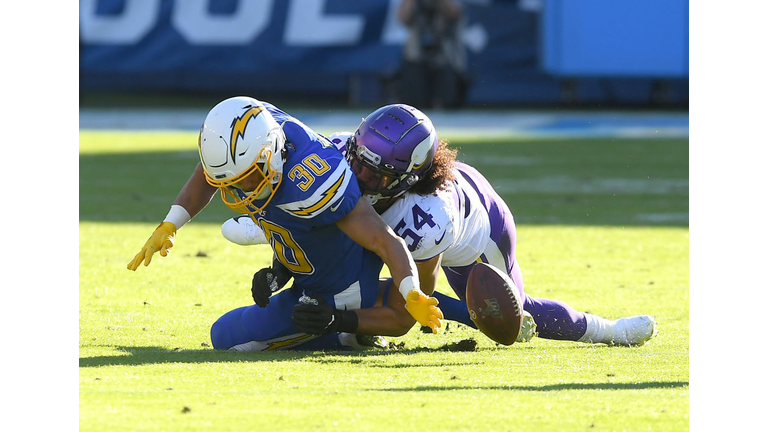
409, 139, 458, 196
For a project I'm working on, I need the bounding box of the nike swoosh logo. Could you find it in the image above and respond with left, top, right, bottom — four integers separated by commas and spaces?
435, 230, 447, 245
330, 197, 345, 212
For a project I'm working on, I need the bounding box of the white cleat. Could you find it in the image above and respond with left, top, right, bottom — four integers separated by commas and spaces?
609, 315, 658, 347
221, 215, 268, 245
516, 310, 538, 343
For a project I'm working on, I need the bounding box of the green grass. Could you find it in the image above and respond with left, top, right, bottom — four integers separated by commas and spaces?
79, 130, 689, 431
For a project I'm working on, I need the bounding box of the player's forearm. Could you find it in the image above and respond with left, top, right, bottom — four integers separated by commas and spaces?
377, 235, 421, 298
355, 221, 442, 332
354, 305, 415, 336
416, 255, 442, 296
337, 199, 421, 299
172, 162, 218, 220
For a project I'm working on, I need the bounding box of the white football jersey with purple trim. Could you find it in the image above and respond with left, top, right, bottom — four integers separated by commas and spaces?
378, 169, 491, 266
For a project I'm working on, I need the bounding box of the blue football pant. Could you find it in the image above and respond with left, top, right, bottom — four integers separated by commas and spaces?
210, 280, 381, 351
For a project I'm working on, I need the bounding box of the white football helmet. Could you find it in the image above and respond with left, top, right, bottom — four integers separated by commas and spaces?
198, 96, 286, 215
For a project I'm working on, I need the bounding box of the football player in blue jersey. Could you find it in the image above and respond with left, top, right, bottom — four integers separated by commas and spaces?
229, 104, 658, 347
127, 96, 443, 351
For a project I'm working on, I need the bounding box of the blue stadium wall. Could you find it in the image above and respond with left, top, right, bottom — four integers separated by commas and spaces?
79, 0, 689, 107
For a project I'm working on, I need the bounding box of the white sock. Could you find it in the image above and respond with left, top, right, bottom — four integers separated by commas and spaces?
578, 313, 615, 344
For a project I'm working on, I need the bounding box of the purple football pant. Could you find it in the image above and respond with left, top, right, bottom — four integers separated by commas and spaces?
442, 163, 588, 341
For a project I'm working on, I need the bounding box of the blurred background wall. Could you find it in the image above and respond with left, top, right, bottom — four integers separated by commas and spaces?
79, 0, 688, 109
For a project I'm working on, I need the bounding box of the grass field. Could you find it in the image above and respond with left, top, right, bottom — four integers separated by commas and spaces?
79, 129, 689, 431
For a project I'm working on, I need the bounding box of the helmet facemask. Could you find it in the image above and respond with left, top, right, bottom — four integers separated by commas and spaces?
346, 136, 417, 205
216, 142, 283, 215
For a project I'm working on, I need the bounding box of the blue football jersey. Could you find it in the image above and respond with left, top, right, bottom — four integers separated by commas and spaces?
238, 103, 382, 295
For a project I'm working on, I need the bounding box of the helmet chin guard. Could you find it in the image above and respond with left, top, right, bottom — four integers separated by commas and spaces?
346, 104, 438, 201
198, 96, 286, 215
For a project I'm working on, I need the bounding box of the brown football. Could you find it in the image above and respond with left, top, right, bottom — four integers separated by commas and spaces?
465, 262, 524, 345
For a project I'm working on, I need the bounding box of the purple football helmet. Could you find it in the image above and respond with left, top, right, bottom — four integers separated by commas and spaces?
346, 104, 439, 204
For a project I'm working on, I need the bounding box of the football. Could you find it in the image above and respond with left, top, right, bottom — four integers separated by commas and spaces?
465, 262, 524, 345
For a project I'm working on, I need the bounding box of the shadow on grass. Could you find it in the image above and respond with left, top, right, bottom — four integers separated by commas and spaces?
79, 343, 493, 368
80, 346, 315, 367
376, 381, 689, 392
79, 336, 671, 370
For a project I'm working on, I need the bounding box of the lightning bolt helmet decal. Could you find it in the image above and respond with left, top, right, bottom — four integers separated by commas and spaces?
229, 106, 264, 165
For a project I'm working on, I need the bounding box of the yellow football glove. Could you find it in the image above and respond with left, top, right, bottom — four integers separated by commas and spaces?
405, 289, 444, 334
127, 222, 177, 271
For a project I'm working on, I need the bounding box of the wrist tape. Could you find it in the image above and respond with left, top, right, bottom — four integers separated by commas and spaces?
398, 275, 420, 300
163, 205, 191, 229
334, 309, 359, 334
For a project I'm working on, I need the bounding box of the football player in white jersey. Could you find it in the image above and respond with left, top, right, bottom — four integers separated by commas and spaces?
228, 104, 658, 347
127, 97, 443, 351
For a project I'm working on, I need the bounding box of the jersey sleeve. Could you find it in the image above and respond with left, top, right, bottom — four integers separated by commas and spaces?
264, 102, 294, 124
277, 123, 360, 224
